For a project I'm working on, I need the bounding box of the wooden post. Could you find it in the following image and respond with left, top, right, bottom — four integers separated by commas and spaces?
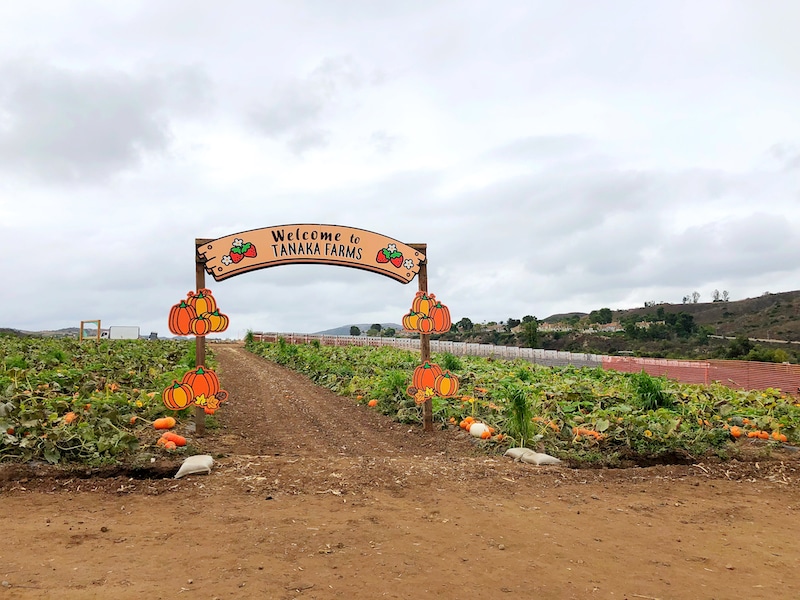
194, 238, 212, 436
409, 244, 433, 432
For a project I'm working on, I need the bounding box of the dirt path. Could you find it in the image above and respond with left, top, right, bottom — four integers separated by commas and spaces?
1, 344, 800, 599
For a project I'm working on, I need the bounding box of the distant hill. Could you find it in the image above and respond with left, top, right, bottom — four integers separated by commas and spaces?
607, 291, 800, 342
313, 323, 403, 336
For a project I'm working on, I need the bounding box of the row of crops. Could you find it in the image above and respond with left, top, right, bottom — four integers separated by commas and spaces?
0, 336, 197, 464
247, 337, 800, 465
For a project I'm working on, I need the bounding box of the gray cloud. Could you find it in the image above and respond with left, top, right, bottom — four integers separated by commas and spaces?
0, 60, 212, 183
247, 56, 376, 153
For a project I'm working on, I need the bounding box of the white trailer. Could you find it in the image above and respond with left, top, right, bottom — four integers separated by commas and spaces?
101, 326, 140, 340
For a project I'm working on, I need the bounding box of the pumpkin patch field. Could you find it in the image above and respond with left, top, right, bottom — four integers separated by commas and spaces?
0, 336, 198, 465
246, 338, 800, 467
1, 339, 800, 599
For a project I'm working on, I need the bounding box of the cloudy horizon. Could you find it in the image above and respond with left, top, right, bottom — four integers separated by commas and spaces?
2, 1, 799, 338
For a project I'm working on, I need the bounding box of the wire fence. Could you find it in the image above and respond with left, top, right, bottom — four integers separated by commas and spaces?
252, 333, 800, 395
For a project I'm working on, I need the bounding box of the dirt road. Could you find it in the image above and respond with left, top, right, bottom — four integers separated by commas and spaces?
1, 344, 799, 599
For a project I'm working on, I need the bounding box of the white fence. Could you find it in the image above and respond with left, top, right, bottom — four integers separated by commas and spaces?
252, 333, 601, 369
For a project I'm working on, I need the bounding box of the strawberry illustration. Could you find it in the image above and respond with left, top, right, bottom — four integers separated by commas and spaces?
243, 242, 257, 258
376, 248, 390, 263
390, 253, 403, 268
229, 252, 244, 263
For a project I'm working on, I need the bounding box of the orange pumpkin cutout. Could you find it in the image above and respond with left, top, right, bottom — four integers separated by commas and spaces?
189, 315, 213, 336
434, 371, 460, 397
168, 301, 197, 336
413, 362, 443, 392
163, 381, 194, 410
411, 292, 434, 316
402, 292, 452, 334
417, 315, 434, 334
187, 288, 217, 315
429, 302, 451, 333
402, 311, 420, 332
203, 310, 229, 333
181, 366, 220, 398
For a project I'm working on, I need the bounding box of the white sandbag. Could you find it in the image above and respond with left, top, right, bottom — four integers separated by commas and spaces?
504, 447, 562, 465
174, 454, 214, 479
469, 423, 489, 438
504, 447, 534, 460
520, 452, 562, 466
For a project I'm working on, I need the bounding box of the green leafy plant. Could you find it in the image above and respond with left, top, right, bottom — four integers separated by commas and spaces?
500, 382, 534, 447
631, 370, 672, 410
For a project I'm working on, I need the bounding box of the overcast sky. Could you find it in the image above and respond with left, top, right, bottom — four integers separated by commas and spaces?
2, 1, 799, 337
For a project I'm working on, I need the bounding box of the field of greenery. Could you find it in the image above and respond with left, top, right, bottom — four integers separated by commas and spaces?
248, 337, 800, 466
0, 336, 198, 465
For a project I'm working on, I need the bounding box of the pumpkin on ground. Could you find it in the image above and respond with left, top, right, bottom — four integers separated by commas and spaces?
153, 416, 177, 430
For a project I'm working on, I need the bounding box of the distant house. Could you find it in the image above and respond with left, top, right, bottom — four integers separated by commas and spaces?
539, 322, 574, 332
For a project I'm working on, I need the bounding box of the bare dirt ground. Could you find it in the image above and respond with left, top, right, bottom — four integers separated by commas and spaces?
2, 343, 800, 600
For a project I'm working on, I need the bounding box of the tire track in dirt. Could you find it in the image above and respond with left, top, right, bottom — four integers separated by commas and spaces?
211, 344, 479, 459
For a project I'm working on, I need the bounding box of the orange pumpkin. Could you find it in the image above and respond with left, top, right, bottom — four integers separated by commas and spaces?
153, 416, 177, 430
187, 289, 217, 315
182, 366, 220, 399
411, 292, 433, 316
402, 311, 420, 331
434, 371, 459, 397
417, 315, 434, 334
203, 310, 229, 332
413, 362, 443, 392
169, 301, 197, 336
160, 431, 187, 447
189, 315, 213, 336
162, 381, 194, 410
429, 302, 452, 333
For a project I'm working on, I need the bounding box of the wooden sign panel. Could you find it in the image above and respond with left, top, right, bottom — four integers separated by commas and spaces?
197, 225, 425, 284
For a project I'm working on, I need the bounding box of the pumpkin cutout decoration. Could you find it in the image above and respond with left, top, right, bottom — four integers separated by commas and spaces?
401, 292, 452, 334
168, 301, 197, 336
181, 366, 220, 399
163, 381, 195, 410
187, 289, 217, 315
203, 310, 229, 333
434, 371, 459, 397
402, 311, 420, 332
429, 302, 451, 333
189, 314, 213, 336
412, 361, 443, 393
411, 291, 434, 316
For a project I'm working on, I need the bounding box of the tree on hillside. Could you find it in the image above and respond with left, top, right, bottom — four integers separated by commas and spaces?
350, 326, 361, 336
712, 289, 721, 302
520, 318, 539, 348
722, 290, 730, 302
370, 323, 383, 332
692, 291, 700, 303
589, 308, 613, 324
456, 317, 473, 331
382, 327, 396, 337
506, 318, 521, 331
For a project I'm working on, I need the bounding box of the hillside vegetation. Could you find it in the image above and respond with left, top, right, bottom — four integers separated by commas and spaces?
435, 291, 800, 364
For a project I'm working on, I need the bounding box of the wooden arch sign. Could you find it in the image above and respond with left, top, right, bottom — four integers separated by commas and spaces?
191, 225, 436, 433
197, 224, 426, 284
